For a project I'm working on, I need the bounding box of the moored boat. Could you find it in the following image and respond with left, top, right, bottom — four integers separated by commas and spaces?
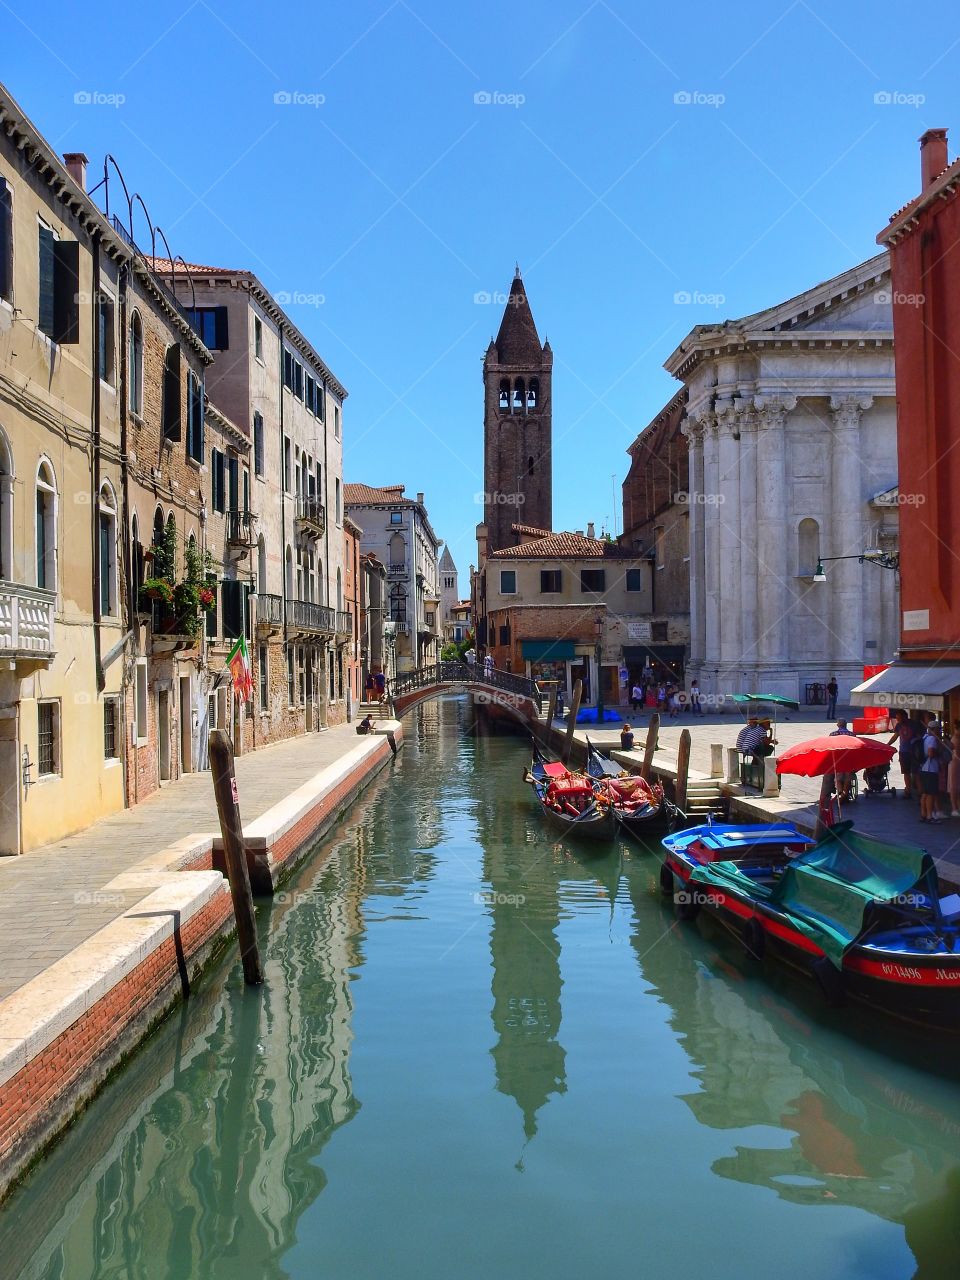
662, 820, 960, 1030
586, 739, 677, 837
525, 743, 616, 843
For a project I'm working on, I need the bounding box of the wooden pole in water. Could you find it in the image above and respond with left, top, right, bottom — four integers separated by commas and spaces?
675, 728, 691, 816
564, 679, 583, 763
209, 728, 264, 986
545, 684, 558, 727
640, 712, 660, 781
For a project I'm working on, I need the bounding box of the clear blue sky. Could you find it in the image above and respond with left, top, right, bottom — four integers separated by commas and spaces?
5, 1, 957, 593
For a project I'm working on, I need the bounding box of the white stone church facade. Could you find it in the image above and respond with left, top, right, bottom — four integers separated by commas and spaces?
664, 252, 900, 704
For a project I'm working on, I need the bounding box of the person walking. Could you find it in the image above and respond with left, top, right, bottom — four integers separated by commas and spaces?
630, 682, 643, 713
826, 676, 839, 720
888, 708, 916, 800
668, 686, 680, 719
689, 679, 703, 716
483, 652, 494, 679
920, 721, 943, 823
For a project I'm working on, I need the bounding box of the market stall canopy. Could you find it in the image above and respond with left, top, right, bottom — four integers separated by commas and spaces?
850, 663, 960, 712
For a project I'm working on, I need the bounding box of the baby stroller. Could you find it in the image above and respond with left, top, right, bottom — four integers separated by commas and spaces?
861, 760, 896, 797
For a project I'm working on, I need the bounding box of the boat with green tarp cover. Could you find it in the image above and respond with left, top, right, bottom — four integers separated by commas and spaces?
670, 821, 960, 1028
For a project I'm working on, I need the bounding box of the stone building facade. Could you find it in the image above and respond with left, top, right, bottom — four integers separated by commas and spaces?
620, 389, 691, 684
664, 254, 900, 703
344, 485, 441, 672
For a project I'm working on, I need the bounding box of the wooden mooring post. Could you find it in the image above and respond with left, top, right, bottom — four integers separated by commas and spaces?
675, 729, 691, 815
545, 684, 558, 727
564, 679, 583, 763
640, 713, 659, 781
209, 729, 264, 986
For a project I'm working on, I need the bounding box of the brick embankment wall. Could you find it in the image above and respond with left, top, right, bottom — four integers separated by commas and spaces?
0, 884, 233, 1200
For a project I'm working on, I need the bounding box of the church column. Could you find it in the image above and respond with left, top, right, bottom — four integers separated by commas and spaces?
829, 395, 871, 673
682, 416, 706, 669
736, 400, 759, 683
701, 412, 721, 690
754, 396, 795, 674
715, 401, 741, 688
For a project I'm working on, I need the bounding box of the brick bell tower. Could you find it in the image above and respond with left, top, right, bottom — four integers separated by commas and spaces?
483, 270, 553, 553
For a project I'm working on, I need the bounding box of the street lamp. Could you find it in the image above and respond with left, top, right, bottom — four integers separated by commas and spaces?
813, 550, 900, 583
594, 611, 605, 724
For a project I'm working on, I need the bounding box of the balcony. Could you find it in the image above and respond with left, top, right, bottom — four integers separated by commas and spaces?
286, 597, 336, 636
149, 599, 200, 655
336, 610, 352, 636
0, 582, 56, 673
295, 496, 325, 538
387, 562, 408, 580
226, 509, 258, 552
256, 592, 284, 634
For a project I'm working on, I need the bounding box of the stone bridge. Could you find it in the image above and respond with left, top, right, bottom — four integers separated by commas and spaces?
388, 661, 543, 723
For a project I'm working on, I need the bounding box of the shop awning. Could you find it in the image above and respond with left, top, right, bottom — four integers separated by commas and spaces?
521, 639, 576, 662
850, 663, 960, 711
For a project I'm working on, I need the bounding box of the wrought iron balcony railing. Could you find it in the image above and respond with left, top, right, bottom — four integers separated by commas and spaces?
295, 496, 325, 537
226, 509, 258, 547
256, 593, 284, 629
286, 597, 336, 634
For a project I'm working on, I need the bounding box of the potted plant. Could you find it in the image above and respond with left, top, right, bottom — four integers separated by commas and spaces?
198, 585, 216, 611
140, 577, 174, 605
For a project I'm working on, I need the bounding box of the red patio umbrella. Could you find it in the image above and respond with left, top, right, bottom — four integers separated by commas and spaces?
776, 735, 896, 777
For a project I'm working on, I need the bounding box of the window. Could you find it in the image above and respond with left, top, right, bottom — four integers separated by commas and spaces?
798, 518, 820, 577
37, 700, 59, 776
227, 453, 239, 513
103, 698, 119, 759
162, 344, 182, 440
222, 579, 249, 640
287, 646, 296, 705
185, 306, 228, 350
499, 570, 516, 594
580, 569, 606, 593
294, 360, 304, 401
305, 374, 315, 414
98, 292, 115, 383
425, 610, 435, 627
283, 349, 294, 390
0, 177, 11, 303
283, 436, 292, 492
187, 374, 204, 462
128, 310, 144, 414
315, 383, 324, 420
259, 644, 268, 709
335, 478, 341, 524
130, 514, 144, 615
498, 623, 510, 646
625, 567, 643, 591
211, 448, 226, 513
651, 621, 669, 643
36, 460, 56, 590
37, 224, 80, 343
540, 569, 561, 593
389, 583, 406, 621
205, 571, 218, 639
98, 483, 117, 616
390, 510, 403, 525
135, 661, 148, 744
334, 404, 340, 438
253, 411, 264, 476
257, 535, 267, 594
254, 315, 263, 361
298, 646, 306, 704
207, 691, 218, 732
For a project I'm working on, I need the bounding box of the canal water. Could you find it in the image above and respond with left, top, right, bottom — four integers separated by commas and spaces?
5, 698, 960, 1279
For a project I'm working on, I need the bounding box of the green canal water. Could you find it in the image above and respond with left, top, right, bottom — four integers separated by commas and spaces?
5, 698, 960, 1279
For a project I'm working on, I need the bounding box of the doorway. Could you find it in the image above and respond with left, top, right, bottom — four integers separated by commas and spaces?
179, 675, 192, 773
158, 689, 171, 782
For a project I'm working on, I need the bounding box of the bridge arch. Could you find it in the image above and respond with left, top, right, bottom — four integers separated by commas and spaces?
388, 662, 543, 725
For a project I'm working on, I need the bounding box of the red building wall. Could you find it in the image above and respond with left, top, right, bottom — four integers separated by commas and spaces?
880, 129, 960, 660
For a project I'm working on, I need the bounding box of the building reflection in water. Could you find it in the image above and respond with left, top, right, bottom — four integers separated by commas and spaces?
621, 860, 960, 1273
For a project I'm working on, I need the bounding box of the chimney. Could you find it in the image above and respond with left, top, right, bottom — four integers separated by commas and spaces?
920, 129, 948, 190
416, 492, 424, 506
63, 152, 89, 191
586, 521, 596, 540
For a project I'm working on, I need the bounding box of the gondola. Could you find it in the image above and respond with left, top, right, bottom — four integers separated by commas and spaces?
585, 738, 677, 837
662, 819, 960, 1030
524, 743, 616, 843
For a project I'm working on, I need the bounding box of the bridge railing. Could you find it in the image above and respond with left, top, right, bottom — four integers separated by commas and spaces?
390, 661, 541, 704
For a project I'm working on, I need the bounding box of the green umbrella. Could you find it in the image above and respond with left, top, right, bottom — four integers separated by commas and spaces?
730, 693, 801, 710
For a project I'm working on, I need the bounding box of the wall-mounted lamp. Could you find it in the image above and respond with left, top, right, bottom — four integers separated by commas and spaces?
813, 550, 899, 584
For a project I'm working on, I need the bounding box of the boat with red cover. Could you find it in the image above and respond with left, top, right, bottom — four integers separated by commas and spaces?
661, 820, 960, 1029
524, 744, 615, 842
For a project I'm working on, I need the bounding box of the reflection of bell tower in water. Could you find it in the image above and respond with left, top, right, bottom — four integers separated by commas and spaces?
484, 799, 566, 1144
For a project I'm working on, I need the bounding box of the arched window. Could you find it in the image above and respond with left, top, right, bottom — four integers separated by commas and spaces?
527, 455, 534, 477
527, 378, 539, 410
35, 460, 57, 590
317, 560, 324, 606
389, 531, 405, 570
98, 482, 118, 616
499, 379, 510, 411
512, 378, 525, 412
0, 427, 13, 581
284, 545, 293, 600
128, 310, 144, 415
798, 518, 820, 577
390, 583, 406, 621
336, 567, 342, 611
257, 534, 267, 595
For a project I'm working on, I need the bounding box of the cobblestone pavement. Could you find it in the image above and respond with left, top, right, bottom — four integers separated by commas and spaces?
0, 723, 371, 1001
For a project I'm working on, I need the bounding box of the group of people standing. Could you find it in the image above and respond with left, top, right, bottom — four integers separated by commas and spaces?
629, 674, 702, 720
888, 708, 960, 823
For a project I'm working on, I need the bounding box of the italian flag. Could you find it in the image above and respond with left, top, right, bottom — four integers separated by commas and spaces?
226, 633, 254, 703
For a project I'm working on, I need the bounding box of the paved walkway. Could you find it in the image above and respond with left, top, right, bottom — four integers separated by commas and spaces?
579, 706, 960, 877
0, 723, 369, 1002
